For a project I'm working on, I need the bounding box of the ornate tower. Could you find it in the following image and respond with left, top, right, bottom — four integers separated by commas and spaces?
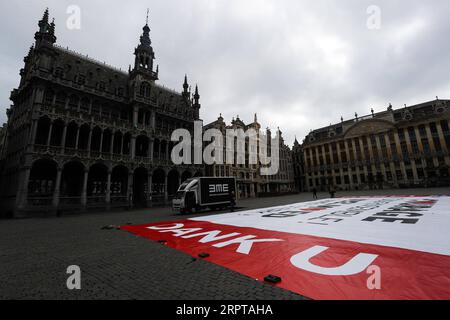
182, 75, 190, 101
131, 11, 158, 81
193, 85, 201, 120
34, 8, 56, 48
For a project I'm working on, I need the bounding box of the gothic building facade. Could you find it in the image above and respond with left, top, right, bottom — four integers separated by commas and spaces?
203, 114, 296, 199
0, 9, 203, 218
292, 137, 306, 192
302, 99, 450, 192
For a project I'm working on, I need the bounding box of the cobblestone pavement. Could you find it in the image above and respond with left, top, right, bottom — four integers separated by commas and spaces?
1, 188, 449, 300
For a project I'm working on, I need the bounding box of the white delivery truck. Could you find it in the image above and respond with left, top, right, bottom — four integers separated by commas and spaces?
172, 177, 237, 214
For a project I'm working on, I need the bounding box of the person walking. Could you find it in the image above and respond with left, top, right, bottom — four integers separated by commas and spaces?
329, 185, 336, 198
312, 187, 318, 200
230, 191, 236, 212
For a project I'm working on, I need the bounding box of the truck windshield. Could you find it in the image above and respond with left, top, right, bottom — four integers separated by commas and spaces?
175, 191, 185, 198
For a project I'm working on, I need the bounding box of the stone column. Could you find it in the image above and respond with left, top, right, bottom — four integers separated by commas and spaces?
148, 139, 154, 161
110, 132, 115, 155
87, 127, 93, 156
61, 123, 68, 152
357, 138, 368, 186
414, 126, 424, 153
366, 137, 377, 181
75, 126, 80, 149
403, 130, 419, 182
374, 135, 387, 184
52, 167, 62, 209
425, 124, 436, 153
105, 170, 112, 205
344, 140, 353, 189
427, 123, 440, 168
29, 119, 38, 145
46, 122, 53, 147
151, 111, 156, 129
166, 142, 169, 161
164, 173, 168, 202
147, 173, 153, 207
81, 169, 89, 208
336, 142, 344, 189
133, 107, 139, 127
16, 167, 31, 211
131, 136, 136, 159
436, 122, 450, 166
394, 131, 407, 183
99, 130, 104, 154
384, 133, 396, 187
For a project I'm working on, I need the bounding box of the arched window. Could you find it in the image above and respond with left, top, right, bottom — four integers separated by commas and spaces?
140, 82, 151, 98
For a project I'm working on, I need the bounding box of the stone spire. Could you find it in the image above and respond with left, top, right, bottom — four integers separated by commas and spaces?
182, 75, 190, 100
194, 85, 200, 104
193, 85, 201, 120
39, 8, 49, 32
140, 23, 152, 48
132, 10, 157, 80
35, 8, 56, 47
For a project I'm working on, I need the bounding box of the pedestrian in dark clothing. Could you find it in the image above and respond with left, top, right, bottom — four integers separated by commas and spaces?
312, 188, 318, 200
230, 191, 236, 212
329, 185, 336, 198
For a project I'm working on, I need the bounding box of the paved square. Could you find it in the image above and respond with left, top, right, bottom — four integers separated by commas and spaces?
1, 188, 449, 300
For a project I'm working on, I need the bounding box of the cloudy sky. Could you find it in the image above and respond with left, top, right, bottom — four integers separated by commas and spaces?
1, 0, 450, 146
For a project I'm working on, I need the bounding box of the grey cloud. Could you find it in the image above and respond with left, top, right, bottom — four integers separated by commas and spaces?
1, 0, 449, 146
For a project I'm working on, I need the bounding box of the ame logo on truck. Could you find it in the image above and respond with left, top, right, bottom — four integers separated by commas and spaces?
209, 184, 229, 195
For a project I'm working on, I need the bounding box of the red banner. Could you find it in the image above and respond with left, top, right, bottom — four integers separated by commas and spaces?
122, 196, 450, 300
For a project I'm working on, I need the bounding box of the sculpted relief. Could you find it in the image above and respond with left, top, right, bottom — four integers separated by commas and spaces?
344, 120, 394, 138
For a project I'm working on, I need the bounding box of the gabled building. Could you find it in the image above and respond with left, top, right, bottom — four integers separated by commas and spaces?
292, 137, 305, 192
204, 114, 295, 199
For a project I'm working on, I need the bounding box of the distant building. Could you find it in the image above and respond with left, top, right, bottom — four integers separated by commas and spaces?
203, 114, 295, 199
0, 9, 203, 218
292, 137, 306, 192
301, 100, 450, 191
266, 128, 296, 195
0, 123, 6, 159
